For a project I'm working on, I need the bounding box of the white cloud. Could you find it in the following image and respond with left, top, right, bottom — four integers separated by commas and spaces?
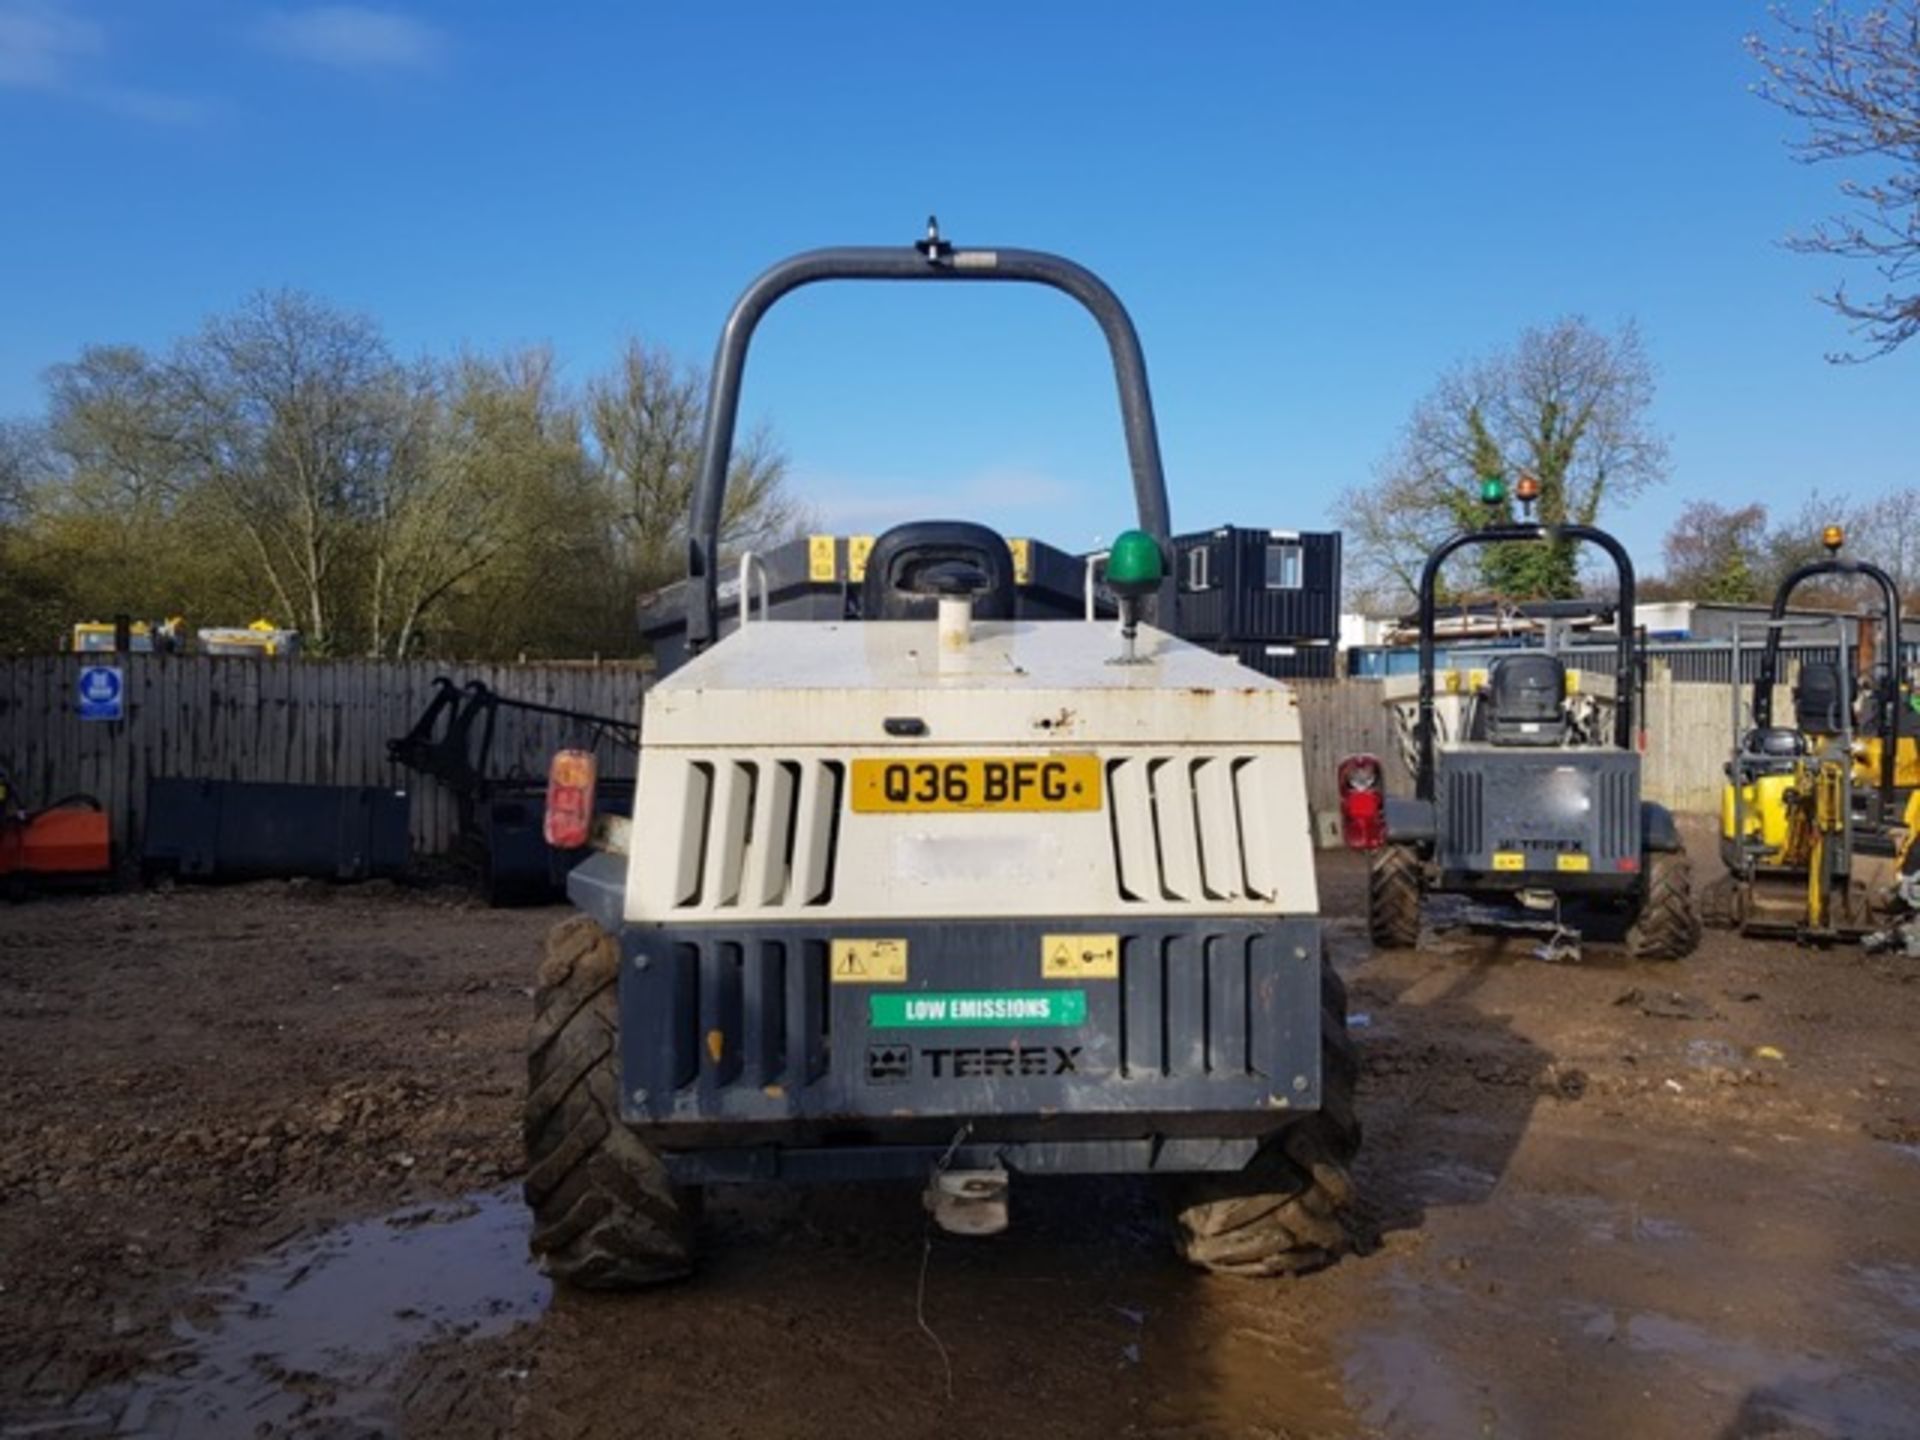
0, 2, 101, 91
252, 6, 445, 71
89, 83, 208, 124
0, 2, 202, 122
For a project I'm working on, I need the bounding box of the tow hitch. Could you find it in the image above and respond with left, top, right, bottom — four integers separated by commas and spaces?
924, 1168, 1011, 1237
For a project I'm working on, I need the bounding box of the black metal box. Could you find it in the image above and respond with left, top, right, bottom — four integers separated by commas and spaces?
143, 778, 411, 881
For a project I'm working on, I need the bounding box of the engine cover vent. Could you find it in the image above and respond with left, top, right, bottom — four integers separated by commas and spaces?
672, 759, 845, 910
1106, 754, 1284, 904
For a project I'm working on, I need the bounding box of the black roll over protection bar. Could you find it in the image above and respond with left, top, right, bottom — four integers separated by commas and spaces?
683, 219, 1175, 652
1750, 555, 1902, 828
1414, 522, 1639, 801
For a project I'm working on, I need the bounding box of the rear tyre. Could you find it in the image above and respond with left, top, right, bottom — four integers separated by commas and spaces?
1167, 951, 1361, 1277
525, 915, 696, 1288
1367, 844, 1422, 949
1626, 851, 1702, 961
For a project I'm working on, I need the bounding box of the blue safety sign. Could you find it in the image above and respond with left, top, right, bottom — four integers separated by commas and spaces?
77, 664, 124, 722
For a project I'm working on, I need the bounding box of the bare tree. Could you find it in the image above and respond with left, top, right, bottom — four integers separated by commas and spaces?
1777, 487, 1920, 608
32, 349, 230, 623
1749, 3, 1920, 359
371, 348, 596, 658
587, 339, 809, 597
1750, 489, 1920, 607
1852, 486, 1920, 603
0, 422, 71, 653
163, 291, 422, 652
0, 420, 50, 526
1658, 500, 1771, 602
1336, 317, 1668, 607
42, 349, 190, 516
0, 304, 811, 659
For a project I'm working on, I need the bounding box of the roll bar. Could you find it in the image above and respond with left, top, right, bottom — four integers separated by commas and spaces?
683, 222, 1174, 651
1750, 556, 1900, 825
1414, 522, 1637, 801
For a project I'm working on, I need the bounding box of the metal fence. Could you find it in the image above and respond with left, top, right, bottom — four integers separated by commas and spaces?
1351, 639, 1920, 685
0, 656, 649, 856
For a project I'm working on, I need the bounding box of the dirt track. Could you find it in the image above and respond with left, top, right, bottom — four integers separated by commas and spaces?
2, 828, 1917, 1438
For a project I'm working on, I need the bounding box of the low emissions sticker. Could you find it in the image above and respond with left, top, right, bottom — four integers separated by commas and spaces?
869, 991, 1087, 1029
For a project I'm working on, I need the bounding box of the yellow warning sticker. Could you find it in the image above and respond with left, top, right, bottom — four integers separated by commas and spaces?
830, 938, 907, 984
807, 534, 837, 582
1041, 933, 1119, 980
1492, 852, 1526, 871
847, 534, 875, 583
1556, 853, 1591, 872
1009, 537, 1032, 585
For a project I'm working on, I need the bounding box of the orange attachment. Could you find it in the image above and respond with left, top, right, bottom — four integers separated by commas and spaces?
0, 806, 112, 875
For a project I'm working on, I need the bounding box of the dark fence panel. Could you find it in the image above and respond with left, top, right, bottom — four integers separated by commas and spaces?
0, 656, 649, 856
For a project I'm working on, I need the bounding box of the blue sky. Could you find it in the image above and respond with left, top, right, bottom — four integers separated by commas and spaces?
1, 1, 1913, 565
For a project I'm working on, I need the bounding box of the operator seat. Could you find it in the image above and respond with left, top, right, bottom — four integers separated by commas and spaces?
1793, 662, 1847, 734
860, 521, 1017, 621
1483, 653, 1570, 747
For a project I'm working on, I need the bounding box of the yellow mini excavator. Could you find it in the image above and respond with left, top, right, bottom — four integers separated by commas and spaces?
1713, 527, 1919, 941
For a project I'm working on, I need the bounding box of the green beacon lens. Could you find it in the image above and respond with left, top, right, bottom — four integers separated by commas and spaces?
1107, 529, 1164, 596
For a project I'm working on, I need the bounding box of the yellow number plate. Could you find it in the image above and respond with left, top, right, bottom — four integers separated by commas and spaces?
850, 756, 1102, 813
1492, 852, 1526, 871
1557, 853, 1591, 873
1042, 933, 1119, 980
830, 938, 908, 984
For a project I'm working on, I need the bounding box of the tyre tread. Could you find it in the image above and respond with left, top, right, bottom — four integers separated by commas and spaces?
524, 917, 694, 1288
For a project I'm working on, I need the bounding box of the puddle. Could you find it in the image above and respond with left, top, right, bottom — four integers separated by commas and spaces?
1411, 1158, 1499, 1205
1854, 1262, 1920, 1316
1565, 1302, 1916, 1439
1343, 1327, 1493, 1438
49, 1187, 547, 1438
1536, 1194, 1693, 1245
1341, 1269, 1495, 1438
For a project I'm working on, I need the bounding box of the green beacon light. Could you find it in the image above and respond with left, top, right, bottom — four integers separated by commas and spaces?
1106, 529, 1164, 666
1107, 528, 1164, 595
1477, 473, 1507, 506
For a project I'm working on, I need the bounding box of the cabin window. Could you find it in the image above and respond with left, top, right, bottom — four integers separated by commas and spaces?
1186, 545, 1211, 592
1265, 541, 1303, 590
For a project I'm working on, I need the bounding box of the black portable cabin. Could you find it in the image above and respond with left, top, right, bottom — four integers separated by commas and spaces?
1171, 526, 1342, 679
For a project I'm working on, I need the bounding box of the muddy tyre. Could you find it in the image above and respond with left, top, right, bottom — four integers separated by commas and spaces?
1626, 851, 1702, 961
525, 916, 695, 1288
1168, 953, 1361, 1277
1698, 871, 1738, 931
1367, 844, 1422, 949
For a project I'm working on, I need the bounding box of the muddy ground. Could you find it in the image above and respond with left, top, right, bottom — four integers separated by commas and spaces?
2, 826, 1917, 1439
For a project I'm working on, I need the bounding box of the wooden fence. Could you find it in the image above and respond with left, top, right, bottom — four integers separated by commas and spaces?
1, 656, 1765, 864
0, 656, 649, 856
1289, 675, 1775, 816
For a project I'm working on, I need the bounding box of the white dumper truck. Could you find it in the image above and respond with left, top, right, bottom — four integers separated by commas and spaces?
524, 225, 1359, 1284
